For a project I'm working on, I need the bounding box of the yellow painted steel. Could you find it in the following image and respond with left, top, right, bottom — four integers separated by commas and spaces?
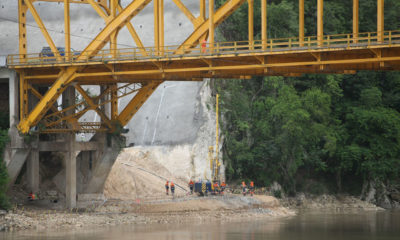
299, 0, 304, 46
75, 85, 112, 129
172, 0, 195, 24
25, 0, 62, 61
118, 81, 162, 126
377, 0, 384, 42
261, 0, 267, 49
353, 0, 359, 43
154, 0, 159, 54
87, 0, 108, 20
18, 0, 27, 63
110, 0, 118, 58
64, 0, 70, 61
116, 4, 147, 56
18, 0, 152, 133
214, 93, 219, 181
33, 0, 108, 9
200, 0, 205, 21
178, 0, 246, 51
19, 71, 26, 120
79, 0, 151, 58
111, 84, 118, 120
11, 0, 400, 134
317, 0, 323, 46
248, 0, 254, 50
209, 0, 215, 53
159, 0, 164, 55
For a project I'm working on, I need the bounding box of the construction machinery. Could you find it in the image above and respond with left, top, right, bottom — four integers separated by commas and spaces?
194, 94, 221, 196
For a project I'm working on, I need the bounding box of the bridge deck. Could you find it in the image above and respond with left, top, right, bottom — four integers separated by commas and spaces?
7, 31, 400, 66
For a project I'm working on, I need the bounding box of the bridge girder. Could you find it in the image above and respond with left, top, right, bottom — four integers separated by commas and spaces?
11, 0, 399, 134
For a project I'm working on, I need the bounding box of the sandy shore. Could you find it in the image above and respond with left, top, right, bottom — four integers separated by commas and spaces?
0, 194, 294, 232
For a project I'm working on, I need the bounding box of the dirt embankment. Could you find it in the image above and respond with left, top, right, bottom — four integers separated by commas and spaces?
0, 194, 294, 232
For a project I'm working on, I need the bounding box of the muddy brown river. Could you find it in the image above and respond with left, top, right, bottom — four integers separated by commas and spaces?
1, 210, 399, 240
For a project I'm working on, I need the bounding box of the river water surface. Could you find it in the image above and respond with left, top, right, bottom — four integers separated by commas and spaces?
1, 210, 399, 240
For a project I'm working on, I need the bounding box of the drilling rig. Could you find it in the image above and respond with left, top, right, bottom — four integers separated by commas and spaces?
194, 94, 221, 196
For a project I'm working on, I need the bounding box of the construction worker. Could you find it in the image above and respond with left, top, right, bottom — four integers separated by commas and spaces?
242, 181, 247, 196
28, 192, 35, 201
249, 181, 254, 196
221, 182, 226, 194
170, 181, 175, 197
213, 181, 219, 195
165, 181, 169, 195
189, 179, 194, 194
201, 39, 207, 53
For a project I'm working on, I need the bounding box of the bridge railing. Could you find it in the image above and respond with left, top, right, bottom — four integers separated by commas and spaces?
7, 30, 400, 67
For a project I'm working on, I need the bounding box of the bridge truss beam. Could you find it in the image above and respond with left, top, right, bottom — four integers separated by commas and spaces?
11, 0, 398, 134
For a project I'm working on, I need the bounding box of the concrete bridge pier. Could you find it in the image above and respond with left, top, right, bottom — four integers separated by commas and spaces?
65, 133, 77, 209
26, 140, 39, 193
2, 67, 122, 209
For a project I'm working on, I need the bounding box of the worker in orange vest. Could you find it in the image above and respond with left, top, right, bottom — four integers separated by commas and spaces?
242, 181, 247, 196
28, 192, 36, 201
213, 181, 219, 195
165, 181, 169, 195
170, 182, 175, 197
221, 182, 226, 194
189, 179, 194, 194
201, 39, 207, 53
249, 181, 254, 196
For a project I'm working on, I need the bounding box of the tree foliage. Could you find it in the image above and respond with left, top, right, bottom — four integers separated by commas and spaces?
0, 113, 9, 209
214, 0, 400, 194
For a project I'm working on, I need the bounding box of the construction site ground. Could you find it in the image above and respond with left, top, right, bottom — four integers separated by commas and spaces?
0, 194, 294, 232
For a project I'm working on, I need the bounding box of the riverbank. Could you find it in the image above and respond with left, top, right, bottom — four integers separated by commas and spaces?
0, 194, 293, 232
281, 193, 383, 210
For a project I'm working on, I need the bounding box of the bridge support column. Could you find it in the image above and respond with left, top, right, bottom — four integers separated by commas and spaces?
65, 133, 76, 209
63, 86, 77, 209
27, 145, 39, 193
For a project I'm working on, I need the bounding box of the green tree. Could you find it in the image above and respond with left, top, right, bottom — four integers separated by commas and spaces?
214, 0, 400, 195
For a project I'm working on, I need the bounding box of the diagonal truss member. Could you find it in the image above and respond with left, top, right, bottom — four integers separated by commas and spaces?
17, 0, 248, 134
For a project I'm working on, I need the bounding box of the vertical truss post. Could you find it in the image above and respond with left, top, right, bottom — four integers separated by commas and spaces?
299, 0, 304, 46
261, 0, 267, 50
111, 84, 118, 120
377, 0, 384, 43
18, 0, 28, 63
200, 0, 205, 21
353, 0, 359, 43
64, 0, 71, 61
110, 0, 118, 58
159, 0, 164, 55
154, 0, 159, 55
317, 0, 324, 46
99, 85, 110, 120
209, 0, 215, 53
25, 0, 62, 62
248, 0, 254, 50
19, 72, 28, 120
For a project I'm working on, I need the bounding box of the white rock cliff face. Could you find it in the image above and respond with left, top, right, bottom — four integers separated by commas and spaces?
104, 80, 224, 200
0, 0, 225, 190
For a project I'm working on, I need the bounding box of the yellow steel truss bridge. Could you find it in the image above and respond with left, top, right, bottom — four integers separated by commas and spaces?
8, 0, 400, 134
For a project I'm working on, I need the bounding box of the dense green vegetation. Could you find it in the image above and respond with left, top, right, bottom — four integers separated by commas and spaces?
0, 112, 9, 209
214, 0, 400, 195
